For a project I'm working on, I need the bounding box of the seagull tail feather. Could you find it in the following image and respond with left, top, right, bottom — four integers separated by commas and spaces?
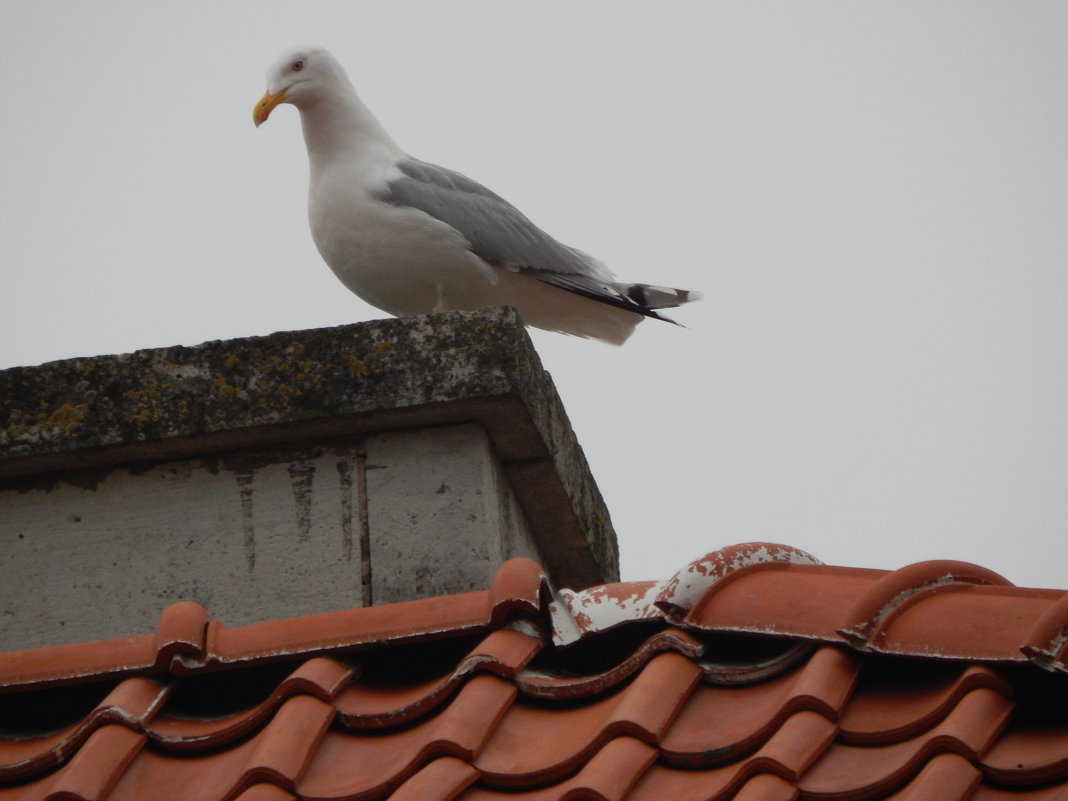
613, 282, 704, 311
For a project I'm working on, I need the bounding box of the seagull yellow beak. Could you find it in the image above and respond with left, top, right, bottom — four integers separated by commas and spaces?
253, 89, 287, 127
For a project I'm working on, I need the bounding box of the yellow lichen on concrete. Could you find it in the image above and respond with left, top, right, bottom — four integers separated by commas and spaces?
122, 383, 164, 426
4, 408, 27, 439
213, 375, 239, 397
274, 383, 301, 401
41, 403, 90, 436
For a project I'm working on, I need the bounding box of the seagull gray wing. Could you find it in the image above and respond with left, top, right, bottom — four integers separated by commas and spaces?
378, 158, 678, 318
380, 158, 599, 275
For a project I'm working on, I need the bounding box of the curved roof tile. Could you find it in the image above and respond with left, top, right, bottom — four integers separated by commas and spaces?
2, 543, 1067, 800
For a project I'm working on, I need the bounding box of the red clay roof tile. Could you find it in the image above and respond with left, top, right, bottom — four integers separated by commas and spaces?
660, 646, 858, 768
231, 785, 297, 801
800, 686, 1014, 798
725, 772, 800, 801
109, 695, 335, 801
462, 737, 659, 801
881, 752, 982, 801
838, 663, 1012, 745
516, 629, 702, 699
971, 786, 1068, 801
45, 725, 145, 801
475, 652, 700, 787
298, 674, 516, 800
386, 757, 480, 801
981, 715, 1068, 786
147, 658, 353, 750
0, 677, 166, 781
2, 544, 1068, 800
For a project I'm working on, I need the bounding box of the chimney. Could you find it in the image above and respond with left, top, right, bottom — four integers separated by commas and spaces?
0, 308, 619, 650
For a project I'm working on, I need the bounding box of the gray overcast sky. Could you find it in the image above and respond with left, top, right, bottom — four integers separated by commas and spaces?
2, 2, 1066, 588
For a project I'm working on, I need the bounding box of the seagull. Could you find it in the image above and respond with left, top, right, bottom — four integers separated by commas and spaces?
253, 45, 701, 345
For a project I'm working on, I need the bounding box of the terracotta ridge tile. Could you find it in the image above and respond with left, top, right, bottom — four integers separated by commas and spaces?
654, 543, 824, 622
386, 757, 480, 801
152, 601, 210, 672
837, 560, 1013, 650
0, 635, 159, 692
297, 675, 516, 800
197, 590, 495, 670
801, 686, 1015, 798
546, 544, 829, 649
148, 658, 353, 750
1020, 592, 1068, 673
516, 629, 703, 700
0, 676, 168, 782
679, 564, 885, 643
661, 555, 1066, 666
336, 628, 540, 728
869, 588, 1066, 663
882, 752, 981, 801
0, 602, 209, 692
550, 581, 662, 646
0, 564, 544, 692
840, 664, 1013, 746
487, 558, 548, 625
475, 653, 701, 787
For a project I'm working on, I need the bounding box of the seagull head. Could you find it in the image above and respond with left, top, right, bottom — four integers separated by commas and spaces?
253, 45, 350, 127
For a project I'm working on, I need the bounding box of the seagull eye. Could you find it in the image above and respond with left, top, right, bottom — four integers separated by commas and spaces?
291, 59, 305, 72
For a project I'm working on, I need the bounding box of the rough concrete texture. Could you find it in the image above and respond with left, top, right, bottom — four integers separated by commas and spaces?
0, 424, 539, 648
2, 444, 367, 647
1, 308, 545, 469
0, 309, 619, 647
366, 424, 541, 605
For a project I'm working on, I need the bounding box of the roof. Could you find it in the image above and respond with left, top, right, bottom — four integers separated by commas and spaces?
2, 541, 1068, 801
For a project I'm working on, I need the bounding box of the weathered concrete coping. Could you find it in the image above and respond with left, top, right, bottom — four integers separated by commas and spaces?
0, 308, 619, 587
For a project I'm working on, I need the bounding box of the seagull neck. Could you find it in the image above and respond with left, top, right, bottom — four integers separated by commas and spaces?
300, 93, 401, 170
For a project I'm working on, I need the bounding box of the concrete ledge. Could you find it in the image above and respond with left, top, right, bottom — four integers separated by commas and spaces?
0, 308, 619, 592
